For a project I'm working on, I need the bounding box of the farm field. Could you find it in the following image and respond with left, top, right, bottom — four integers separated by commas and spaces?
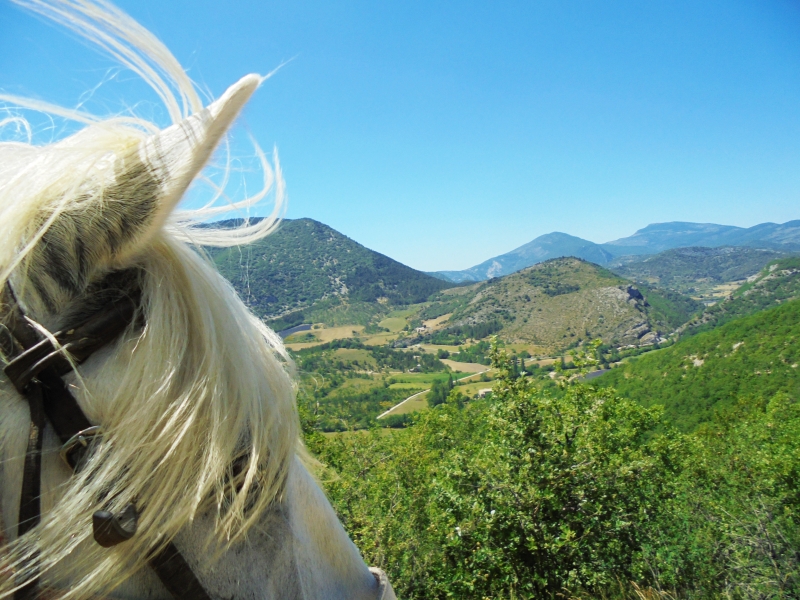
285, 324, 365, 350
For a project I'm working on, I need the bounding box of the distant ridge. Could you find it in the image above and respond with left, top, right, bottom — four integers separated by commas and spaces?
432, 232, 613, 282
602, 220, 800, 255
433, 219, 800, 282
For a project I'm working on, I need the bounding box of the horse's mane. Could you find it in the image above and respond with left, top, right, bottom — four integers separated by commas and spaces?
0, 1, 298, 598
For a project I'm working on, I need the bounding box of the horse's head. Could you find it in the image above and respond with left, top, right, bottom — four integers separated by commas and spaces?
1, 74, 261, 328
1, 2, 394, 598
0, 71, 303, 598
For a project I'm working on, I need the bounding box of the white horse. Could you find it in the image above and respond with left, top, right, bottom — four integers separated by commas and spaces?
0, 1, 394, 598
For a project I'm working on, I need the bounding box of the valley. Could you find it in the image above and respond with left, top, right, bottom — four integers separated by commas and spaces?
213, 217, 800, 597
209, 218, 800, 434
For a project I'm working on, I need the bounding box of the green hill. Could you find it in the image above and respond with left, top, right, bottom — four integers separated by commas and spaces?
681, 256, 800, 337
609, 246, 789, 293
414, 258, 701, 352
211, 218, 453, 327
598, 297, 800, 431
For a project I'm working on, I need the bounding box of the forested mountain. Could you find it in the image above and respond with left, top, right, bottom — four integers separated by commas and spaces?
609, 246, 790, 292
598, 296, 800, 431
211, 218, 453, 324
413, 257, 701, 352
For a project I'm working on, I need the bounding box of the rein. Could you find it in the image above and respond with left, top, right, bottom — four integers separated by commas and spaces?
0, 284, 211, 600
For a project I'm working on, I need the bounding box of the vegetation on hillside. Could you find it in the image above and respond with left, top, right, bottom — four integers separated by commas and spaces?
212, 218, 452, 322
635, 283, 704, 329
412, 258, 696, 352
310, 346, 799, 598
609, 246, 790, 292
294, 340, 449, 430
598, 297, 800, 432
681, 256, 800, 337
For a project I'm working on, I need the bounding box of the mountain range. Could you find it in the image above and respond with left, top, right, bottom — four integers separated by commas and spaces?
432, 220, 800, 282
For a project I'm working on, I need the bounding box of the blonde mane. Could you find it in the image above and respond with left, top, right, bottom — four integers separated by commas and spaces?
0, 1, 299, 598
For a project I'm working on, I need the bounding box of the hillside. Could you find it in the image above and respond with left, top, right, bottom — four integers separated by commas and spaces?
211, 218, 453, 326
598, 297, 800, 431
417, 258, 699, 352
680, 256, 800, 336
609, 246, 789, 293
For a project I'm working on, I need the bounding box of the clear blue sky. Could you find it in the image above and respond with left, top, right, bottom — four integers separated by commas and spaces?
2, 0, 800, 271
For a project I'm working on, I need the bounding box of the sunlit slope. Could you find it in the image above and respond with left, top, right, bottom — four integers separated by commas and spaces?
598, 298, 800, 431
436, 257, 698, 352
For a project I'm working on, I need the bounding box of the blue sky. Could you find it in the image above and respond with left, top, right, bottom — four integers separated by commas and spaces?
2, 1, 800, 271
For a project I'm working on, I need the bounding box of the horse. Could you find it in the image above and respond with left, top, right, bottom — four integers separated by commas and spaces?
0, 1, 395, 598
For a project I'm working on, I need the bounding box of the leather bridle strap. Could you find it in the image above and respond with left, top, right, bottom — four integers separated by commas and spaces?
1, 285, 211, 600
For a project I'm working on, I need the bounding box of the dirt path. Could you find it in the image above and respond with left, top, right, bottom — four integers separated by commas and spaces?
377, 368, 491, 419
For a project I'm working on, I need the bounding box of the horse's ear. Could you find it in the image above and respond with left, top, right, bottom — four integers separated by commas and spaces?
114, 73, 261, 263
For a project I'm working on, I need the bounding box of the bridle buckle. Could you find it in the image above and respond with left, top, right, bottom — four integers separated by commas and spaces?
59, 425, 103, 468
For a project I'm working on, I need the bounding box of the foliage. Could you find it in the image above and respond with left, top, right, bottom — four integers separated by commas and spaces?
314, 346, 684, 598
683, 257, 800, 337
311, 339, 800, 598
212, 218, 452, 320
640, 393, 800, 598
293, 339, 448, 430
426, 374, 454, 407
450, 340, 493, 365
610, 246, 791, 293
599, 298, 800, 431
425, 320, 502, 345
295, 339, 447, 374
637, 283, 704, 330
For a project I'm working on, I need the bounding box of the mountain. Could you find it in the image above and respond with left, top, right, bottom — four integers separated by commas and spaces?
435, 220, 800, 283
416, 257, 700, 352
598, 296, 800, 432
432, 232, 614, 282
609, 246, 791, 293
602, 220, 800, 256
211, 218, 453, 326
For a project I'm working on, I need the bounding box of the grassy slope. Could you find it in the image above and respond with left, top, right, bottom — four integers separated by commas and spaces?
598, 297, 800, 431
212, 218, 452, 323
422, 257, 698, 352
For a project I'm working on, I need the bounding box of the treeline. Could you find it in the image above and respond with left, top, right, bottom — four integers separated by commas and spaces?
309, 385, 417, 431
310, 349, 799, 598
426, 320, 502, 345
294, 339, 448, 374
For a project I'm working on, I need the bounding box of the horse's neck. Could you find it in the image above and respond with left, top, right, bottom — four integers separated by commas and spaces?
0, 413, 379, 600
169, 457, 380, 600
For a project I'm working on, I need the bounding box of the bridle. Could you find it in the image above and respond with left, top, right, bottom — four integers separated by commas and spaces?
0, 283, 211, 600
0, 283, 397, 600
